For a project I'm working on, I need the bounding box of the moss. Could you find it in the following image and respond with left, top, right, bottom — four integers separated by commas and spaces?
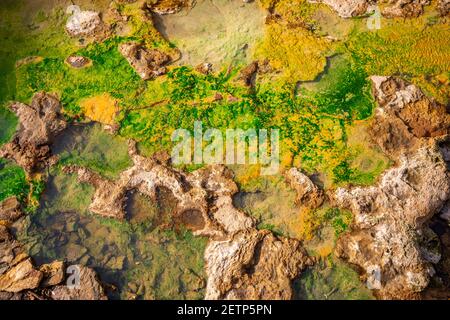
0, 106, 18, 146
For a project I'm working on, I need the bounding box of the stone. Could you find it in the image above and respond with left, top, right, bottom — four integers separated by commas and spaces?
51, 265, 107, 300
39, 261, 65, 287
0, 93, 67, 173
65, 243, 88, 262
0, 197, 22, 223
285, 168, 324, 209
119, 42, 171, 80
308, 0, 370, 18
333, 76, 450, 300
0, 258, 43, 293
66, 55, 91, 69
66, 6, 102, 37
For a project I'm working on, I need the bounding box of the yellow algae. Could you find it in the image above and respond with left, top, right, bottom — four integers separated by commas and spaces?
80, 93, 119, 125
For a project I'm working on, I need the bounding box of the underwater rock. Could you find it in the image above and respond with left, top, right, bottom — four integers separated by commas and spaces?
0, 197, 22, 223
205, 229, 314, 300
285, 168, 324, 209
0, 258, 42, 293
333, 76, 450, 300
51, 265, 107, 300
119, 42, 171, 80
66, 6, 103, 37
239, 61, 259, 87
0, 93, 67, 174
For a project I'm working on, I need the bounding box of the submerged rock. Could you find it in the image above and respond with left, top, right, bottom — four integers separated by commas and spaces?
119, 42, 171, 80
333, 76, 450, 300
0, 93, 67, 174
147, 0, 191, 15
66, 55, 91, 69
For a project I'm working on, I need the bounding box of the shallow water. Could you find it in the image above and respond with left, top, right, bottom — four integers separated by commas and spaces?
15, 123, 207, 300
154, 0, 266, 68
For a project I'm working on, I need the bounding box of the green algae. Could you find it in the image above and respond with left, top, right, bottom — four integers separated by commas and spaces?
0, 159, 29, 203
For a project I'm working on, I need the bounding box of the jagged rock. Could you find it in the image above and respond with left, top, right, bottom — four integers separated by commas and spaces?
196, 62, 213, 75
438, 0, 450, 16
147, 0, 190, 15
65, 141, 313, 300
333, 76, 450, 300
66, 55, 91, 69
308, 0, 370, 18
0, 197, 22, 223
205, 229, 314, 300
66, 6, 103, 37
369, 76, 450, 158
39, 261, 65, 287
381, 0, 430, 18
0, 93, 67, 174
119, 42, 171, 80
285, 168, 324, 209
51, 265, 107, 300
0, 258, 43, 293
239, 61, 259, 87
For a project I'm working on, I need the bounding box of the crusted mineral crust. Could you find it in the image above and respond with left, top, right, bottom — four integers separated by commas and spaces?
333, 76, 450, 300
119, 42, 171, 80
0, 93, 67, 174
65, 141, 313, 299
65, 6, 104, 37
308, 0, 371, 18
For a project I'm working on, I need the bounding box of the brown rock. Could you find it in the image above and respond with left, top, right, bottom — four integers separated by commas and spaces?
381, 0, 430, 18
0, 197, 22, 223
66, 55, 91, 69
0, 93, 67, 173
0, 259, 42, 293
307, 0, 370, 18
333, 76, 450, 300
205, 229, 314, 300
39, 261, 65, 287
239, 61, 259, 87
51, 265, 107, 300
119, 42, 171, 80
147, 0, 191, 15
285, 168, 324, 209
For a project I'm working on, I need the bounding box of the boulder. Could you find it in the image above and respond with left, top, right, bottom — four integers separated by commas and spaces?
285, 168, 324, 209
0, 197, 22, 223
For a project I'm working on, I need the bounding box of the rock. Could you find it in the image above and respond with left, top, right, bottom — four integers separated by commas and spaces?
195, 62, 213, 75
369, 76, 450, 159
239, 61, 259, 87
285, 168, 324, 209
308, 0, 370, 18
39, 261, 65, 287
333, 76, 450, 300
65, 141, 313, 300
0, 197, 22, 223
65, 243, 88, 262
0, 93, 67, 174
51, 265, 107, 300
66, 6, 103, 37
382, 0, 430, 18
147, 0, 190, 15
205, 229, 314, 300
438, 0, 450, 16
119, 42, 171, 80
0, 258, 43, 293
66, 55, 91, 69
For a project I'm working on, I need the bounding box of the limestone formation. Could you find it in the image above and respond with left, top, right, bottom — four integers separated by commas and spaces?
285, 168, 324, 209
0, 197, 22, 223
66, 6, 103, 37
333, 76, 450, 299
119, 42, 171, 80
308, 0, 371, 18
0, 93, 67, 174
65, 142, 313, 300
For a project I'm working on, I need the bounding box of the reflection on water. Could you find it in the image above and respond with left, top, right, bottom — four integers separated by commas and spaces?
15, 123, 207, 300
